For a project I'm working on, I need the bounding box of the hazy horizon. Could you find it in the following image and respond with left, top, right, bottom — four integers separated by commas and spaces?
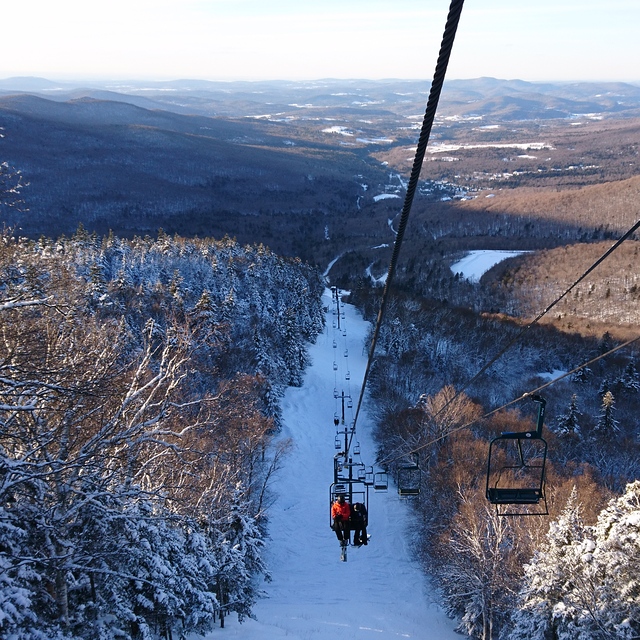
2, 74, 640, 88
3, 1, 639, 85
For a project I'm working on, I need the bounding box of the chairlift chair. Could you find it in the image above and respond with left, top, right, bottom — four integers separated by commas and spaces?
363, 466, 374, 485
329, 481, 369, 527
397, 454, 421, 497
486, 395, 548, 516
373, 472, 389, 492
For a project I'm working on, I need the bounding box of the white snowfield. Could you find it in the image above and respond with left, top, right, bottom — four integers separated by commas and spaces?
450, 249, 527, 282
427, 142, 553, 153
214, 289, 459, 639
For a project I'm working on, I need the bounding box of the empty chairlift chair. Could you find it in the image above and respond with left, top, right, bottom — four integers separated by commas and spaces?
373, 471, 389, 492
397, 454, 421, 497
486, 395, 548, 516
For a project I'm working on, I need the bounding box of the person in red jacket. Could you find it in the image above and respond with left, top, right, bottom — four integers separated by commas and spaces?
331, 494, 351, 544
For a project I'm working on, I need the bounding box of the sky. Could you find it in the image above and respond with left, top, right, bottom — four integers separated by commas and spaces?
3, 0, 639, 84
209, 288, 461, 639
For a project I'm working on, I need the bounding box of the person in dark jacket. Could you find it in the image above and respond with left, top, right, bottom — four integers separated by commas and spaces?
351, 502, 368, 546
331, 494, 351, 544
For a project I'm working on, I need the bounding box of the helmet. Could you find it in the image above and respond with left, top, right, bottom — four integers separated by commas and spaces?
337, 494, 345, 502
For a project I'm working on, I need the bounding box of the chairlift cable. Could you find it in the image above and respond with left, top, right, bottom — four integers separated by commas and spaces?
417, 218, 640, 432
376, 333, 640, 467
352, 0, 466, 434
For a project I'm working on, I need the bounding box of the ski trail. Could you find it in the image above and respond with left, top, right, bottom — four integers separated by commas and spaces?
214, 289, 459, 639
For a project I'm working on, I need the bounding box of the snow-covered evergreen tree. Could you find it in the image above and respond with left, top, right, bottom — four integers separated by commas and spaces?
0, 230, 323, 638
208, 487, 269, 627
508, 482, 640, 640
595, 390, 620, 435
618, 361, 640, 393
571, 365, 591, 384
555, 394, 582, 437
587, 480, 640, 638
508, 487, 586, 640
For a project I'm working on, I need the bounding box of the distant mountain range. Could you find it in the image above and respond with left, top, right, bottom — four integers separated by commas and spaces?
2, 76, 640, 119
0, 89, 389, 255
1, 76, 639, 259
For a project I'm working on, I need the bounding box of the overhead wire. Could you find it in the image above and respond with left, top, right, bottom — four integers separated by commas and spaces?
427, 218, 640, 419
347, 0, 638, 470
353, 0, 466, 433
377, 333, 640, 465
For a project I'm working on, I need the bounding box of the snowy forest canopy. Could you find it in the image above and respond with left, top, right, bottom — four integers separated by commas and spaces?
0, 229, 325, 639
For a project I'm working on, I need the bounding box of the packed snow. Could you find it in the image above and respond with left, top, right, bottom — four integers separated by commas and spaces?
450, 249, 527, 282
365, 263, 388, 286
210, 289, 459, 639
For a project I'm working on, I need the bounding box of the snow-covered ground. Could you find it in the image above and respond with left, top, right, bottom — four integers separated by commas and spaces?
210, 289, 459, 639
450, 249, 527, 282
373, 193, 401, 202
365, 262, 388, 287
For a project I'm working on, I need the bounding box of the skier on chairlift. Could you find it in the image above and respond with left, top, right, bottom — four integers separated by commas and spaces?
331, 494, 351, 544
351, 502, 368, 546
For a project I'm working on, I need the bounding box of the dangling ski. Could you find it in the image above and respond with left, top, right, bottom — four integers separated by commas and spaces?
340, 540, 348, 562
353, 534, 371, 548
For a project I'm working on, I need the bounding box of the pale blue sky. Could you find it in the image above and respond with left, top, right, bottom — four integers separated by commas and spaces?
3, 0, 639, 83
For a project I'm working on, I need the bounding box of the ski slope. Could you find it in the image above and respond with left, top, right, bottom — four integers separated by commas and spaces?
210, 289, 459, 639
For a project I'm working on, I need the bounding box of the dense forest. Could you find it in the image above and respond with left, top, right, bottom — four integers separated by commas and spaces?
0, 228, 325, 638
348, 235, 640, 638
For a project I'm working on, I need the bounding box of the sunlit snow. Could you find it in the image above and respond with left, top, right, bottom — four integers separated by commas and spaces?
322, 126, 354, 136
450, 250, 527, 282
210, 290, 459, 639
428, 142, 553, 154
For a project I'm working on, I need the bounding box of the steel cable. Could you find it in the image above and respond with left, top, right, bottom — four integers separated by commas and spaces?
353, 0, 465, 432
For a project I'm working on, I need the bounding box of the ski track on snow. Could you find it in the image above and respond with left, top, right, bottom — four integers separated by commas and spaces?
206, 289, 459, 639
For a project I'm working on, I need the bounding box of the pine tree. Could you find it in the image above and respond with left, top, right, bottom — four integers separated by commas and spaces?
510, 482, 640, 639
571, 365, 591, 384
619, 361, 640, 393
589, 480, 640, 638
508, 487, 586, 640
210, 488, 268, 627
595, 390, 620, 435
555, 394, 582, 437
